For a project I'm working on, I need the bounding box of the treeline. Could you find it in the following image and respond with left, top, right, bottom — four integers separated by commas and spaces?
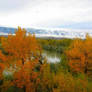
37, 38, 72, 53
0, 27, 92, 92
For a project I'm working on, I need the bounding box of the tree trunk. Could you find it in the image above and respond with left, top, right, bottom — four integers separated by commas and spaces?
22, 58, 25, 65
23, 86, 26, 92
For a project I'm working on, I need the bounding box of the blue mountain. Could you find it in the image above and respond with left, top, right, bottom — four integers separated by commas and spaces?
0, 26, 92, 39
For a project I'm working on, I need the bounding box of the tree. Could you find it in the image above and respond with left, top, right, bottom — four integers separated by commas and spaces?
66, 34, 92, 75
0, 27, 42, 92
39, 60, 54, 92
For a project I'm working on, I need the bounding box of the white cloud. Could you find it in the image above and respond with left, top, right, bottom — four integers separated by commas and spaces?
0, 0, 92, 28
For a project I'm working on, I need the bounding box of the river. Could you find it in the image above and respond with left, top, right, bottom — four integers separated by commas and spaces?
42, 50, 61, 63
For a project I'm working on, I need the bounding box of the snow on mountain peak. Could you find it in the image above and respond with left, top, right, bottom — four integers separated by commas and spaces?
0, 26, 92, 39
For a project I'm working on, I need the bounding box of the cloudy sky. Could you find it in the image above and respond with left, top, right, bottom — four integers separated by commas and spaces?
0, 0, 92, 29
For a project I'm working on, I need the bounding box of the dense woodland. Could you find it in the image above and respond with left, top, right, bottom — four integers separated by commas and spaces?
0, 27, 92, 92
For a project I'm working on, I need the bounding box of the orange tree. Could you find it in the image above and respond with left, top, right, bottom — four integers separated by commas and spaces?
66, 34, 92, 75
0, 27, 42, 92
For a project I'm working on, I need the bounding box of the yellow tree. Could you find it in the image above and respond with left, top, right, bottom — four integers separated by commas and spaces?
0, 27, 41, 92
39, 60, 54, 92
66, 34, 92, 75
1, 27, 41, 64
53, 72, 88, 92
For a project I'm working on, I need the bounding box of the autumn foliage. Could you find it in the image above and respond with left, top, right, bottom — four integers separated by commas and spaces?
66, 34, 92, 75
0, 27, 92, 92
0, 27, 42, 92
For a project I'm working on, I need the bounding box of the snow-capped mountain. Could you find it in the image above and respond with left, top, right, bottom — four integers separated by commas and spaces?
0, 27, 92, 39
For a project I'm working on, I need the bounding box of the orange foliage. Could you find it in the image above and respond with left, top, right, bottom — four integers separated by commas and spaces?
66, 34, 92, 74
0, 63, 5, 80
0, 27, 89, 92
0, 27, 41, 92
1, 27, 40, 64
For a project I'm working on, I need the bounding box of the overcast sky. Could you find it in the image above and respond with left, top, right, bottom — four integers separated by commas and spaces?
0, 0, 92, 29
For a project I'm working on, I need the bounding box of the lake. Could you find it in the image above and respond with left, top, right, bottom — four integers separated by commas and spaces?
42, 50, 61, 63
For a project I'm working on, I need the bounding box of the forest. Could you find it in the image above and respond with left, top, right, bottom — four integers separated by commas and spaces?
0, 27, 92, 92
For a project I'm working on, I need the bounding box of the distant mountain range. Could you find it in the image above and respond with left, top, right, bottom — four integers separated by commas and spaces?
0, 26, 92, 39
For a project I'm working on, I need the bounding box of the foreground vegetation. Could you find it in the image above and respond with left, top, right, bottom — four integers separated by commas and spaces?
0, 27, 92, 92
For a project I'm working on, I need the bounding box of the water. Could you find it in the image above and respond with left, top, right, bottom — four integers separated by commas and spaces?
42, 50, 61, 63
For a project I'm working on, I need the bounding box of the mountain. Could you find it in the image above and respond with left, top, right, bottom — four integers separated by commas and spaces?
0, 26, 92, 39
0, 27, 15, 35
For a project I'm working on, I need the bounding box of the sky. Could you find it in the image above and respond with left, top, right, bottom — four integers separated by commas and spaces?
0, 0, 92, 29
